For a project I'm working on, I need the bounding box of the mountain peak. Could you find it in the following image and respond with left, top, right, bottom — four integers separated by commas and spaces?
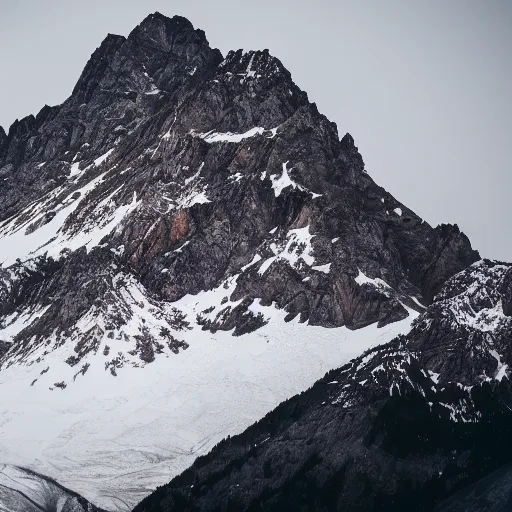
341, 132, 355, 146
220, 48, 291, 80
128, 12, 211, 53
70, 32, 126, 102
142, 12, 195, 30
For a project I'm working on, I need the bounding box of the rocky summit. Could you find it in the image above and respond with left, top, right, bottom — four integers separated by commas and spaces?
0, 12, 507, 512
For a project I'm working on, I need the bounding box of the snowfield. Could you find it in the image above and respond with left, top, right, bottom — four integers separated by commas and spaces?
0, 156, 418, 510
0, 277, 417, 511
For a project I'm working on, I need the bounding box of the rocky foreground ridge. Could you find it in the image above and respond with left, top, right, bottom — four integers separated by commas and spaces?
135, 260, 512, 512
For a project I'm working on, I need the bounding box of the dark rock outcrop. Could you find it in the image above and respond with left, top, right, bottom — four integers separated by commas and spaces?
0, 13, 480, 374
0, 126, 6, 150
435, 463, 512, 512
501, 266, 512, 317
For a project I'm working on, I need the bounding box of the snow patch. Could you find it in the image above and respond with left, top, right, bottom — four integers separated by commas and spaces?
69, 162, 82, 178
259, 225, 315, 275
270, 161, 320, 198
312, 263, 331, 274
410, 296, 426, 309
355, 269, 393, 295
241, 254, 262, 272
0, 305, 50, 343
270, 161, 301, 197
489, 349, 508, 381
94, 148, 114, 167
190, 126, 278, 144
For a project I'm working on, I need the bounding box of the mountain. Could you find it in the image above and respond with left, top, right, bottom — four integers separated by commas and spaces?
134, 259, 512, 511
0, 12, 488, 511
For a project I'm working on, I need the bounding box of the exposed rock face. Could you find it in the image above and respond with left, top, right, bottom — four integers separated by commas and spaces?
435, 464, 512, 512
0, 11, 489, 511
500, 266, 512, 317
134, 260, 512, 512
0, 9, 479, 373
0, 126, 6, 150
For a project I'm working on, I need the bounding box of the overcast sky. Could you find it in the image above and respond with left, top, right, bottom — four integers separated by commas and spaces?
1, 0, 511, 260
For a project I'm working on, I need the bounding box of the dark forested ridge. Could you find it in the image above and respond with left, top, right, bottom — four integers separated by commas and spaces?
135, 260, 512, 512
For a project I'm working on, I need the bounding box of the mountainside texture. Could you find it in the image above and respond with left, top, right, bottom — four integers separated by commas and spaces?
0, 12, 498, 512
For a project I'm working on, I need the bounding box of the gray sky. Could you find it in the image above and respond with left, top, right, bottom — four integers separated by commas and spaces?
1, 0, 511, 260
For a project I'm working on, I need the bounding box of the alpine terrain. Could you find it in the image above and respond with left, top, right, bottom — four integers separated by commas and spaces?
0, 12, 508, 512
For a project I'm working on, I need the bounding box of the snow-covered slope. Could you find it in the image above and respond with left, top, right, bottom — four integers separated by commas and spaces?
0, 274, 416, 509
